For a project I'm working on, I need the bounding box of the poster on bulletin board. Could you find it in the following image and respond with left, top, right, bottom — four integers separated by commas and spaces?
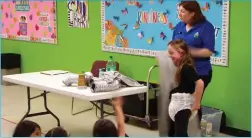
1, 0, 57, 44
67, 0, 89, 28
101, 0, 230, 66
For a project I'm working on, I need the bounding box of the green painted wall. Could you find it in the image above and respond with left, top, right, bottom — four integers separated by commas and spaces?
1, 2, 250, 131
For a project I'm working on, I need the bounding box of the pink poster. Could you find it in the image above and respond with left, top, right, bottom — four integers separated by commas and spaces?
1, 0, 57, 44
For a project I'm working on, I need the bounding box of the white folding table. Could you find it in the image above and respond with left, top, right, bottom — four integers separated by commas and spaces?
3, 71, 148, 126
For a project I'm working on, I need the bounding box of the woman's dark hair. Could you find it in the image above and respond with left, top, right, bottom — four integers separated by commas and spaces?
13, 120, 41, 137
93, 119, 118, 137
179, 0, 206, 25
45, 127, 68, 137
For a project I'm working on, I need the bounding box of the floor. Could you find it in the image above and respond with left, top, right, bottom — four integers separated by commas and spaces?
1, 85, 230, 137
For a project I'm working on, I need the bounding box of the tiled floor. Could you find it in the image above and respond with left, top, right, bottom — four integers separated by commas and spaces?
1, 85, 230, 137
2, 118, 17, 137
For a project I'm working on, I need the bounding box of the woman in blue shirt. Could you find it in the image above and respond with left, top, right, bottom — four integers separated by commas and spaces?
171, 0, 215, 135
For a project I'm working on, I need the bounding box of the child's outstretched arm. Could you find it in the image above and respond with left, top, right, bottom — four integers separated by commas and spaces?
192, 79, 204, 111
112, 97, 125, 137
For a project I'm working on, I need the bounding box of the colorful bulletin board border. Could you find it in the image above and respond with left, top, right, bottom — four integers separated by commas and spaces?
67, 0, 89, 28
101, 0, 230, 66
1, 0, 57, 44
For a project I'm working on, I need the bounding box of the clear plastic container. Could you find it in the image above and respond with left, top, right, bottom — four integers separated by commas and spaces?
98, 69, 104, 78
201, 106, 223, 136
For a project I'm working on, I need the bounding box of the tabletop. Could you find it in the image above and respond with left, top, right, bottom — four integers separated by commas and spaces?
3, 71, 148, 101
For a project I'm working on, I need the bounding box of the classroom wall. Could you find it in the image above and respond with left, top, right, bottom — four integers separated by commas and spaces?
1, 2, 250, 131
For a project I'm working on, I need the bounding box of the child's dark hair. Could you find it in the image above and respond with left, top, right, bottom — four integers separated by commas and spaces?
168, 39, 195, 84
13, 120, 41, 137
93, 119, 118, 137
45, 127, 69, 137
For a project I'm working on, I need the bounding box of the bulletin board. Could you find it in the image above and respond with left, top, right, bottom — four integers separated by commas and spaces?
101, 0, 230, 66
1, 0, 57, 44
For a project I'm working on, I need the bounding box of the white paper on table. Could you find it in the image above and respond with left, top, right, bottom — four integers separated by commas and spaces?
40, 70, 69, 75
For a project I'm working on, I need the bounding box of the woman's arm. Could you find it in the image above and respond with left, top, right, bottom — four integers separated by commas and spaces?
112, 97, 125, 137
192, 79, 204, 111
190, 48, 213, 57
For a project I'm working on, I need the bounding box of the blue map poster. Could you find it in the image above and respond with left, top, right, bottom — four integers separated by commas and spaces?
101, 0, 230, 66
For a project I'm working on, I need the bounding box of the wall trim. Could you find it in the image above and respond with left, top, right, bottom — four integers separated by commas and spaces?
220, 126, 251, 137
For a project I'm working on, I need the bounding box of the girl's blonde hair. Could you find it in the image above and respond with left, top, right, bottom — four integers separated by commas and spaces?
168, 39, 195, 84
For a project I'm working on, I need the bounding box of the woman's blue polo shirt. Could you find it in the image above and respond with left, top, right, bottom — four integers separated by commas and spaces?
172, 20, 215, 76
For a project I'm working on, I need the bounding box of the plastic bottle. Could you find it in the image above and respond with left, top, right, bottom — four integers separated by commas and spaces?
99, 68, 104, 78
106, 56, 116, 71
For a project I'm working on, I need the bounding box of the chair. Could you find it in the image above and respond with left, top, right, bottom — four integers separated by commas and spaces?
90, 60, 119, 77
71, 60, 119, 117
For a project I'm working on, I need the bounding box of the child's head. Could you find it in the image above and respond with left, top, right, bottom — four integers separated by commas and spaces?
168, 39, 194, 83
168, 39, 192, 66
13, 120, 41, 137
93, 119, 118, 137
45, 127, 69, 137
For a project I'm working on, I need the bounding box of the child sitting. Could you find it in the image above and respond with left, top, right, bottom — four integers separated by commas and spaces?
13, 120, 41, 137
45, 126, 69, 137
93, 97, 126, 137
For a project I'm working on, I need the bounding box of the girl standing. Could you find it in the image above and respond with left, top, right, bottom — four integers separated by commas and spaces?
167, 39, 204, 137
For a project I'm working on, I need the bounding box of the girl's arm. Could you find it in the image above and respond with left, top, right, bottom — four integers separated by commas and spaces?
112, 97, 125, 137
182, 65, 204, 110
114, 106, 125, 136
192, 79, 204, 111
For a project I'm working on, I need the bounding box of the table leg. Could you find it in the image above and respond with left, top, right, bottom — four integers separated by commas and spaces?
18, 87, 60, 126
71, 97, 94, 116
19, 87, 31, 123
90, 101, 114, 119
43, 91, 60, 126
100, 102, 104, 119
